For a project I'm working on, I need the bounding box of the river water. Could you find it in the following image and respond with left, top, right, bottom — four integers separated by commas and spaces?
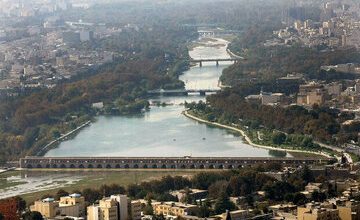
0, 38, 289, 199
45, 38, 281, 158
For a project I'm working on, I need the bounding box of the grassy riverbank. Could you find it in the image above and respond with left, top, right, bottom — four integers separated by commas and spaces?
183, 110, 334, 159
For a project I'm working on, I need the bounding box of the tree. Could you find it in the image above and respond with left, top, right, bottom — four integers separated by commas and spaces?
143, 198, 154, 215
82, 188, 101, 204
0, 213, 4, 220
272, 132, 286, 145
14, 196, 26, 212
55, 189, 69, 200
214, 190, 236, 214
301, 166, 315, 183
22, 211, 44, 220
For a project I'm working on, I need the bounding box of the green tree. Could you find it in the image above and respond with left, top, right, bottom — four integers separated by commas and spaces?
55, 189, 69, 200
214, 190, 236, 214
301, 165, 315, 183
14, 196, 26, 212
22, 211, 43, 220
143, 198, 154, 215
272, 132, 286, 145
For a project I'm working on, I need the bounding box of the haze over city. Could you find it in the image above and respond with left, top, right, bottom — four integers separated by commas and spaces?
0, 0, 360, 220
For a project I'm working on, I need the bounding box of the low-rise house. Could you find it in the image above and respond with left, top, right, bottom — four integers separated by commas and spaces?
30, 194, 85, 219
153, 202, 199, 217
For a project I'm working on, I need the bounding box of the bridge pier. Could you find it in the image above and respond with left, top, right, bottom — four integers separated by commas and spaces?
199, 61, 202, 68
199, 91, 206, 96
216, 61, 219, 66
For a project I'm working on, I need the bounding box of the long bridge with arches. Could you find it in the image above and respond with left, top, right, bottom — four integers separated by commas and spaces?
19, 156, 331, 170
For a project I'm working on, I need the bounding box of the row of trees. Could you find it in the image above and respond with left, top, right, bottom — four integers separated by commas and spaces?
187, 96, 350, 145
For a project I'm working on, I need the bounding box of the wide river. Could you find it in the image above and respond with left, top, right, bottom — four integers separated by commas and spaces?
45, 38, 287, 158
0, 38, 289, 199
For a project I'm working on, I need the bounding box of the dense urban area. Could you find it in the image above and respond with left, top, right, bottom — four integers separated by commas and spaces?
1, 0, 360, 220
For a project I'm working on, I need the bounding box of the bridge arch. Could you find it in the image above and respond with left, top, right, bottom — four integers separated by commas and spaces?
152, 164, 158, 169
124, 164, 130, 169
180, 164, 186, 169
88, 164, 94, 169
115, 164, 121, 168
26, 164, 33, 169
227, 165, 234, 169
218, 164, 224, 169
190, 164, 195, 169
209, 164, 214, 169
36, 164, 42, 168
143, 164, 148, 169
170, 165, 176, 169
97, 164, 103, 169
45, 164, 50, 168
106, 164, 112, 169
60, 164, 66, 169
52, 164, 57, 169
79, 164, 84, 168
199, 164, 205, 169
70, 164, 76, 169
133, 164, 139, 169
161, 164, 167, 169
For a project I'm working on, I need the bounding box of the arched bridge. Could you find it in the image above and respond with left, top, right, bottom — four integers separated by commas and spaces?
19, 157, 331, 170
147, 89, 220, 96
190, 58, 243, 67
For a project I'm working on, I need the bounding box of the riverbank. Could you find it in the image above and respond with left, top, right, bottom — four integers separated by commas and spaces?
183, 110, 333, 159
0, 170, 204, 203
37, 120, 91, 156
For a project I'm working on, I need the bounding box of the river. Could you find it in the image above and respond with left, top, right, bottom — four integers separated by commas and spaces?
0, 38, 288, 199
45, 38, 284, 158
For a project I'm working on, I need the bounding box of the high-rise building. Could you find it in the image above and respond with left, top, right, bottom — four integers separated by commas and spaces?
87, 195, 129, 220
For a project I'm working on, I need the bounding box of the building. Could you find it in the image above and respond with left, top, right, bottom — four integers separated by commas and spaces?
297, 83, 325, 106
298, 205, 339, 220
62, 31, 81, 45
326, 83, 342, 96
59, 193, 86, 216
218, 210, 250, 220
88, 198, 119, 220
87, 195, 128, 220
30, 194, 85, 219
0, 198, 20, 220
153, 202, 199, 217
79, 30, 94, 42
337, 200, 360, 220
170, 189, 208, 203
260, 91, 284, 105
130, 200, 142, 220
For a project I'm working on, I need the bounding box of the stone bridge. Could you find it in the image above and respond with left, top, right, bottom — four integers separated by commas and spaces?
19, 157, 331, 170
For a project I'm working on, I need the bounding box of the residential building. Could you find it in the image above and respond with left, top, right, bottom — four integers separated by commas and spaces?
87, 198, 119, 220
297, 205, 339, 220
30, 194, 86, 219
337, 200, 360, 220
87, 195, 128, 220
131, 200, 142, 220
170, 189, 208, 203
153, 202, 199, 217
218, 210, 250, 220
